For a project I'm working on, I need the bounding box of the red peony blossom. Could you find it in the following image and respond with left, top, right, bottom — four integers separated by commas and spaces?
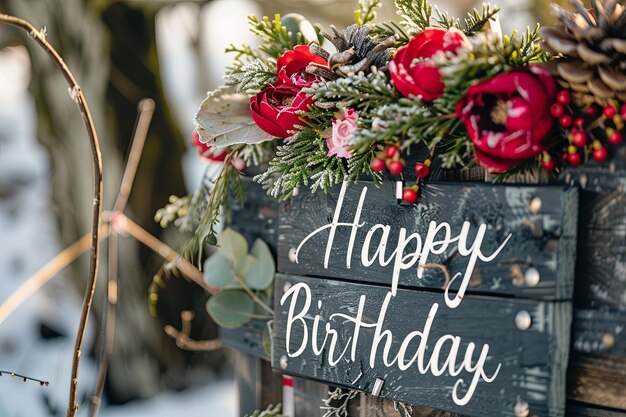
455, 65, 557, 173
276, 45, 328, 87
250, 83, 314, 139
389, 28, 468, 102
191, 131, 227, 162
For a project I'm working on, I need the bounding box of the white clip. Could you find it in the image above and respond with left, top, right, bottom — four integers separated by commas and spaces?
371, 378, 384, 396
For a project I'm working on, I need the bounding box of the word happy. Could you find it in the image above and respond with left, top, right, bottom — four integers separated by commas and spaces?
294, 182, 512, 308
283, 182, 513, 406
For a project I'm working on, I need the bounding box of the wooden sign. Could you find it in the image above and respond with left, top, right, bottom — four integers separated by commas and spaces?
278, 181, 578, 301
272, 181, 579, 417
273, 274, 571, 417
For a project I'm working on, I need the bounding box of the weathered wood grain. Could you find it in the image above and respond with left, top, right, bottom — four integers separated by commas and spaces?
566, 403, 626, 417
272, 274, 572, 417
220, 318, 269, 360
228, 175, 279, 254
360, 395, 468, 417
572, 309, 626, 358
278, 181, 578, 301
293, 377, 329, 417
234, 352, 282, 416
574, 189, 626, 311
568, 354, 626, 410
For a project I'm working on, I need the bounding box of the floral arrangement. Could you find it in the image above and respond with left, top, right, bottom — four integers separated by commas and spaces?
158, 0, 626, 264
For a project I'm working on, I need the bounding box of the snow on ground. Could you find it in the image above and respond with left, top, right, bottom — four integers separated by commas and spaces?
0, 38, 237, 417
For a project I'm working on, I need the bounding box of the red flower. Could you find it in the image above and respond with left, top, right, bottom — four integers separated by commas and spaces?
455, 65, 557, 173
390, 28, 468, 102
250, 83, 314, 139
191, 131, 227, 162
277, 45, 328, 87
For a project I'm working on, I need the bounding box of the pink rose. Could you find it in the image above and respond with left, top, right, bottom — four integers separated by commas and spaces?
327, 109, 358, 159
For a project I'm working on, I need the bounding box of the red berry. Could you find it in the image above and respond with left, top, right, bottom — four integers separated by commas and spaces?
568, 152, 581, 165
402, 188, 418, 204
414, 162, 430, 179
574, 117, 585, 128
542, 159, 557, 172
586, 106, 598, 117
571, 130, 588, 147
621, 104, 626, 119
604, 105, 617, 119
550, 103, 564, 118
560, 115, 573, 128
370, 157, 385, 172
593, 147, 608, 162
608, 130, 623, 145
388, 160, 404, 175
556, 90, 571, 105
385, 145, 399, 159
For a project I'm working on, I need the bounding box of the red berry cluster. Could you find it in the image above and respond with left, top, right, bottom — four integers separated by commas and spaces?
370, 144, 431, 204
546, 89, 625, 170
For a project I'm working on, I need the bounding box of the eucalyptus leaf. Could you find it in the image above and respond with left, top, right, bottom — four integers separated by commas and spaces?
236, 254, 258, 278
206, 290, 254, 329
244, 239, 275, 290
194, 86, 273, 147
203, 253, 236, 287
218, 228, 248, 263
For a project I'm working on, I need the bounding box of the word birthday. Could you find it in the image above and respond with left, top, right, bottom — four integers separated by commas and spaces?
280, 282, 502, 406
294, 182, 512, 308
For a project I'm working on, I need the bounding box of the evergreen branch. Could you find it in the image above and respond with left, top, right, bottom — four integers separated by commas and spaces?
463, 4, 500, 35
370, 20, 411, 46
248, 14, 303, 58
394, 0, 432, 32
306, 71, 399, 112
355, 0, 382, 26
225, 59, 277, 93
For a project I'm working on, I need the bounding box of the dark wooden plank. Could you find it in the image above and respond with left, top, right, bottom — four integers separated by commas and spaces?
360, 395, 468, 417
568, 354, 626, 411
235, 351, 262, 416
228, 175, 279, 254
272, 274, 572, 417
574, 189, 626, 310
220, 318, 269, 360
234, 352, 283, 416
566, 403, 626, 417
293, 377, 329, 417
572, 309, 626, 358
278, 181, 578, 302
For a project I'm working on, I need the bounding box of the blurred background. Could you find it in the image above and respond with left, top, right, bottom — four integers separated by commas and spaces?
0, 1, 552, 416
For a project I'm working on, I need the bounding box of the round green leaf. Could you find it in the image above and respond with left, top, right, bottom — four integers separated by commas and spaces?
217, 228, 248, 263
203, 253, 235, 287
206, 290, 254, 329
244, 239, 275, 290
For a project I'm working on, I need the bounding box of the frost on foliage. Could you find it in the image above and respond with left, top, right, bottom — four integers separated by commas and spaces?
194, 86, 273, 147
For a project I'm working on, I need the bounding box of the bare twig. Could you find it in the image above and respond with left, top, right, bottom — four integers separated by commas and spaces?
89, 99, 155, 417
162, 310, 222, 352
113, 213, 218, 295
0, 370, 50, 387
163, 325, 223, 352
0, 224, 109, 326
0, 14, 104, 417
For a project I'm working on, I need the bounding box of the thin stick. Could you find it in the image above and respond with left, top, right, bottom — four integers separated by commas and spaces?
0, 14, 104, 417
0, 225, 109, 327
112, 99, 155, 213
114, 214, 218, 295
163, 325, 223, 352
89, 99, 154, 417
0, 370, 50, 386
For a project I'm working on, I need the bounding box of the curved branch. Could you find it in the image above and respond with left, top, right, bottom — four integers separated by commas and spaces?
0, 13, 104, 417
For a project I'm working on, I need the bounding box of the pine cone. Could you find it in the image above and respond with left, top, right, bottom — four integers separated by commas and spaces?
540, 0, 626, 105
306, 25, 396, 79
